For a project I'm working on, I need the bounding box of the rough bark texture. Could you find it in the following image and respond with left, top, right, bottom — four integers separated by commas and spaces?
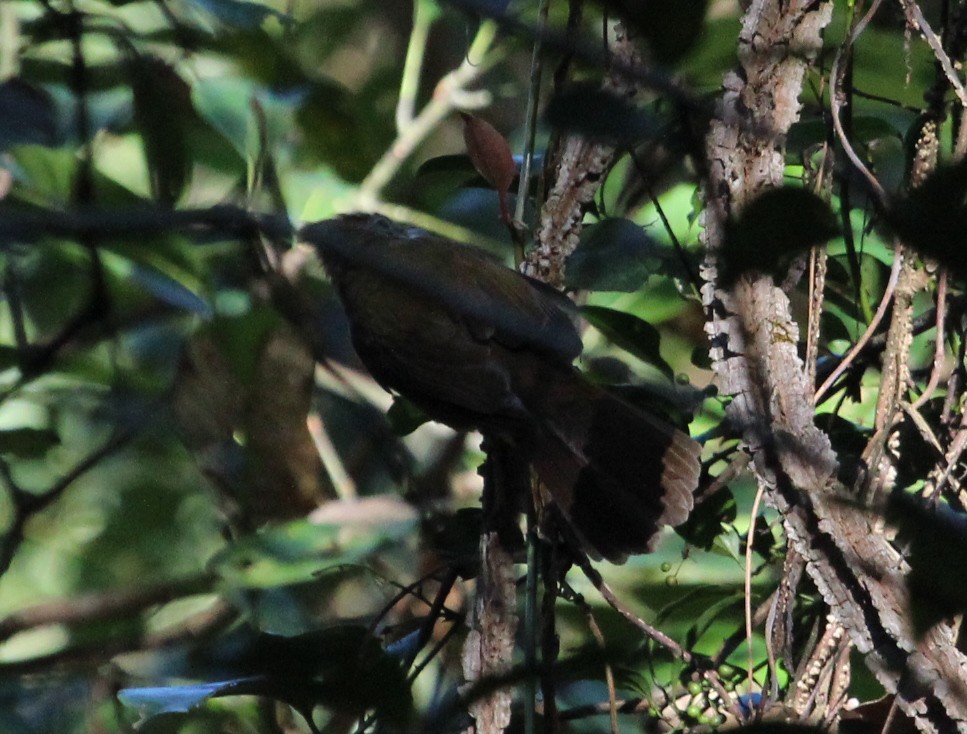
700, 1, 967, 731
522, 22, 641, 288
461, 532, 518, 734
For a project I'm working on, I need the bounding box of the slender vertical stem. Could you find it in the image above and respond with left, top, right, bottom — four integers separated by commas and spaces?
524, 511, 539, 734
513, 0, 550, 264
396, 0, 441, 133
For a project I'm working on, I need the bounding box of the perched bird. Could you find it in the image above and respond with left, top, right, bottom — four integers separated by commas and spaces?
300, 213, 701, 562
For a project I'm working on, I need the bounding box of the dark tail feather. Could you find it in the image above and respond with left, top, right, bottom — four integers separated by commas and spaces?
529, 371, 701, 562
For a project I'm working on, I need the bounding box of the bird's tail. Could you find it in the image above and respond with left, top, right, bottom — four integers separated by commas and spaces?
528, 369, 701, 562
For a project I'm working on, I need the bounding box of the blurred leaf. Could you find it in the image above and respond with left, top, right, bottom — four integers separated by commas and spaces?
885, 492, 967, 635
9, 145, 76, 204
711, 526, 741, 561
291, 6, 372, 67
676, 487, 736, 549
566, 218, 661, 292
720, 188, 840, 285
0, 427, 59, 458
128, 262, 213, 317
545, 85, 659, 146
119, 678, 264, 717
683, 589, 743, 649
186, 0, 287, 30
0, 79, 56, 150
595, 0, 709, 64
580, 305, 674, 379
121, 626, 412, 727
212, 500, 418, 588
295, 80, 380, 181
0, 345, 20, 370
192, 77, 259, 160
130, 56, 193, 205
415, 153, 480, 179
887, 161, 967, 277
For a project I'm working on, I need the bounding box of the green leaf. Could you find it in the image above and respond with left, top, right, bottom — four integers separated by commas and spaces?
566, 219, 661, 292
719, 188, 840, 285
711, 526, 741, 561
295, 79, 380, 182
9, 145, 76, 204
212, 504, 418, 588
130, 56, 193, 205
580, 305, 674, 379
676, 488, 736, 550
192, 77, 260, 160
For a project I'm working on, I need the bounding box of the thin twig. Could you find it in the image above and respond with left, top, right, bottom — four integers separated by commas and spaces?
576, 557, 689, 662
744, 482, 766, 701
829, 0, 889, 205
396, 0, 440, 132
814, 252, 902, 403
0, 574, 216, 643
356, 21, 501, 206
898, 0, 967, 108
911, 270, 948, 409
514, 0, 549, 234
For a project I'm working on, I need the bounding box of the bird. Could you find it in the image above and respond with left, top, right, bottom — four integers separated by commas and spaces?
299, 213, 701, 562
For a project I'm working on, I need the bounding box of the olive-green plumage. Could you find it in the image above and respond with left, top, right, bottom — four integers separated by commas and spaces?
301, 213, 700, 561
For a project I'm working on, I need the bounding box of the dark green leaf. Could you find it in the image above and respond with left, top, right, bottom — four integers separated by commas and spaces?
386, 395, 430, 436
885, 492, 967, 636
0, 79, 56, 150
580, 305, 674, 379
720, 188, 840, 285
295, 80, 381, 182
676, 488, 736, 549
130, 56, 193, 205
545, 85, 659, 146
0, 427, 59, 458
566, 219, 661, 292
122, 626, 413, 727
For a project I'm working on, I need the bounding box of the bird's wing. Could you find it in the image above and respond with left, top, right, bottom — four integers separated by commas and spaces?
343, 266, 528, 423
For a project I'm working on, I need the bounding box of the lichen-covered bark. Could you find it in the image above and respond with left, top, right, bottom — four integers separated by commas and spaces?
701, 1, 967, 731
